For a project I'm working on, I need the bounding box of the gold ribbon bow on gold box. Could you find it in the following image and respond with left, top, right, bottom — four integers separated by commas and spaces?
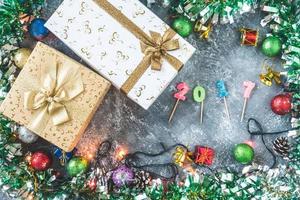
94, 0, 183, 94
24, 55, 84, 133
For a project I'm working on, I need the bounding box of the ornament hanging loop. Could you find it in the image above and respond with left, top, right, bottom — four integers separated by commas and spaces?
261, 58, 275, 71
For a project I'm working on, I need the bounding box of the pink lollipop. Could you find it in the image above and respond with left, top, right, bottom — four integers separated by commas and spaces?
169, 82, 189, 123
241, 81, 256, 122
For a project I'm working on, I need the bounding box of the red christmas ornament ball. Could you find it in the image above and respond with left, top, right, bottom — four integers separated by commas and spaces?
270, 94, 292, 115
30, 151, 52, 171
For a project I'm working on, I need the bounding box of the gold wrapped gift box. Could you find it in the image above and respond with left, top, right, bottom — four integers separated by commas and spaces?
0, 42, 111, 151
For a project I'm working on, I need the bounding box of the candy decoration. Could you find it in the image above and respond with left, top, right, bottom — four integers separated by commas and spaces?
194, 146, 214, 166
193, 86, 206, 124
216, 80, 230, 120
30, 151, 52, 171
67, 157, 89, 177
240, 28, 259, 46
12, 48, 32, 69
270, 94, 291, 115
233, 143, 254, 164
29, 18, 49, 40
240, 81, 255, 122
172, 17, 193, 37
261, 36, 282, 57
54, 147, 76, 166
168, 82, 189, 123
111, 165, 134, 187
17, 126, 38, 144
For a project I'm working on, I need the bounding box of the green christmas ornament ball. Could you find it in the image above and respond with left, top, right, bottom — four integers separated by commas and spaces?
233, 143, 254, 164
66, 157, 89, 176
172, 17, 193, 38
261, 36, 282, 57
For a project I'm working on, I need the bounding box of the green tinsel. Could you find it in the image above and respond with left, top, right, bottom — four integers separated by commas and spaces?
0, 46, 17, 101
145, 180, 164, 200
0, 0, 45, 46
260, 0, 300, 116
173, 0, 257, 24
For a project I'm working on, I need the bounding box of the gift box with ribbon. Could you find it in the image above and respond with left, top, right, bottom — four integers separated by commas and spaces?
0, 42, 111, 151
193, 145, 215, 166
45, 0, 195, 109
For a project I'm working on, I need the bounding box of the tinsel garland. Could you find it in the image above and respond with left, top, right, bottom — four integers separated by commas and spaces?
173, 0, 258, 24
266, 0, 300, 111
0, 0, 45, 46
0, 46, 16, 101
0, 0, 299, 199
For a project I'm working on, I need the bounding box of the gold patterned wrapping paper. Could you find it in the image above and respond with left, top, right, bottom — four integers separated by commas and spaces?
0, 42, 111, 151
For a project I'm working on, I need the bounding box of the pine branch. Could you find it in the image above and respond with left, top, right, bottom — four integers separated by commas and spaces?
0, 0, 45, 46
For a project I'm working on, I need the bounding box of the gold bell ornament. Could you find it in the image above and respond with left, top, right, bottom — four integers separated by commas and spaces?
194, 20, 213, 40
173, 146, 193, 167
259, 59, 281, 86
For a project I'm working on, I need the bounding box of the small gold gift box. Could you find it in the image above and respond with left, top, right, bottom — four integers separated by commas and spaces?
0, 42, 111, 151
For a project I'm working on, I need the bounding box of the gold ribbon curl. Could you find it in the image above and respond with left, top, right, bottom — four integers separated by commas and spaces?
24, 54, 84, 133
93, 0, 183, 94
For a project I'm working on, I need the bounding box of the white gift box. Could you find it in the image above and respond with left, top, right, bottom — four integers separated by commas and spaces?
46, 0, 195, 109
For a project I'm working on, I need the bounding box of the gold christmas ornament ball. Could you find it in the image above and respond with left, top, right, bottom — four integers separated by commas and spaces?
13, 48, 32, 69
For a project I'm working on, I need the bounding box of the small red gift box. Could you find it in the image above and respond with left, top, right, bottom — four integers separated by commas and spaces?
194, 146, 215, 166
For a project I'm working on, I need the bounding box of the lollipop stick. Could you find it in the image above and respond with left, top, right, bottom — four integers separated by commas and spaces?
240, 98, 247, 122
200, 101, 204, 124
223, 97, 230, 120
168, 99, 180, 123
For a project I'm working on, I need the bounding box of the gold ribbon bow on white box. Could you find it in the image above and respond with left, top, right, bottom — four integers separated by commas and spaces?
94, 0, 183, 94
